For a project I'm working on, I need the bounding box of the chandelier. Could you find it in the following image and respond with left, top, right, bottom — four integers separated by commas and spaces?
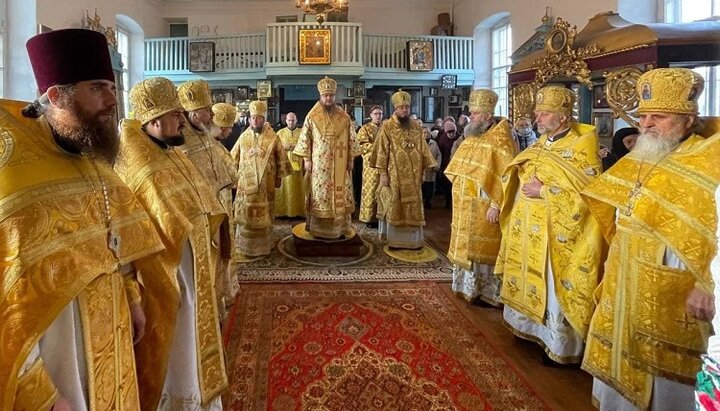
296, 0, 347, 24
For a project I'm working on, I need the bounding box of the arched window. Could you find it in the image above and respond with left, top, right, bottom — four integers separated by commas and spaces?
491, 19, 511, 117
664, 0, 720, 115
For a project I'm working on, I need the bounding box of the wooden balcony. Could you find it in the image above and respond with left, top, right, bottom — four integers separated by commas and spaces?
144, 22, 474, 86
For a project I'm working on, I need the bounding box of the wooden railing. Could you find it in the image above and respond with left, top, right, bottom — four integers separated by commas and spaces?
144, 24, 472, 74
363, 34, 473, 71
265, 22, 362, 65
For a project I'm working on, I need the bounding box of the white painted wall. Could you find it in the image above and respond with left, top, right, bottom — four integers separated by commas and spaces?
161, 0, 449, 37
453, 0, 619, 49
36, 0, 164, 37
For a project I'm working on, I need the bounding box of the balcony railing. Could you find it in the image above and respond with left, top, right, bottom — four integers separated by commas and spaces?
266, 22, 362, 66
364, 34, 473, 71
144, 22, 473, 79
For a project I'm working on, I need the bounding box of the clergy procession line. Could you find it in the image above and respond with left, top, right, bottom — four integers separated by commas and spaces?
1, 27, 720, 411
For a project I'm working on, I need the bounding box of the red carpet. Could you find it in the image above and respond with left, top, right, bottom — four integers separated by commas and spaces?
223, 282, 552, 410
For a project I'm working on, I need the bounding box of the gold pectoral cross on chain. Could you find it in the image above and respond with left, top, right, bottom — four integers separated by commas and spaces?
623, 182, 643, 216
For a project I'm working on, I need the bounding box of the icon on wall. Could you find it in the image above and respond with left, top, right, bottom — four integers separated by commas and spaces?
407, 40, 433, 72
299, 29, 331, 65
188, 41, 215, 72
257, 80, 272, 99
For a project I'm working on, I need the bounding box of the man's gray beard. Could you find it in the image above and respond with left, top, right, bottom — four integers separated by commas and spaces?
464, 121, 490, 136
628, 132, 682, 162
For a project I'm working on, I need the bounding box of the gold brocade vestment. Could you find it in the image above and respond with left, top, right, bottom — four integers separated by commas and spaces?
230, 123, 290, 256
293, 103, 360, 234
371, 115, 437, 227
495, 122, 603, 339
114, 119, 228, 410
0, 100, 163, 411
581, 128, 720, 409
357, 122, 381, 222
445, 119, 516, 269
274, 127, 305, 217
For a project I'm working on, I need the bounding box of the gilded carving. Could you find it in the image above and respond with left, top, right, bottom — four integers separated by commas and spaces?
511, 83, 536, 121
603, 67, 644, 128
531, 18, 601, 90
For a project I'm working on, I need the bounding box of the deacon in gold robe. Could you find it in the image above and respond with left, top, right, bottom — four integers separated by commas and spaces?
274, 112, 305, 218
371, 90, 437, 249
231, 100, 291, 257
2, 29, 164, 411
358, 105, 384, 225
445, 89, 516, 306
116, 77, 228, 410
581, 68, 720, 411
495, 85, 603, 365
293, 76, 360, 239
178, 82, 239, 309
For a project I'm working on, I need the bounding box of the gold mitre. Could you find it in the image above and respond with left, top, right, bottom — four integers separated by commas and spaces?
636, 68, 704, 115
212, 103, 237, 127
249, 100, 267, 117
391, 89, 411, 108
177, 80, 212, 112
317, 76, 337, 95
535, 85, 575, 116
130, 77, 182, 125
469, 89, 498, 114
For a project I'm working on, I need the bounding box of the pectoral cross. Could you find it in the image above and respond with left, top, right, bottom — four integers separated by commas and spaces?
622, 182, 642, 216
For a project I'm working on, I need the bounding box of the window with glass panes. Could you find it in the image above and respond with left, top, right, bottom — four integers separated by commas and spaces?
491, 21, 512, 117
664, 0, 720, 115
116, 27, 130, 116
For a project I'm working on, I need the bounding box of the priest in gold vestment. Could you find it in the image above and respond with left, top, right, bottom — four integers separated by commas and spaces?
357, 105, 384, 225
495, 85, 603, 364
212, 102, 238, 140
581, 68, 720, 411
293, 77, 360, 239
177, 81, 239, 308
274, 112, 305, 218
446, 89, 516, 305
2, 29, 164, 411
231, 101, 291, 257
371, 90, 437, 249
117, 77, 228, 410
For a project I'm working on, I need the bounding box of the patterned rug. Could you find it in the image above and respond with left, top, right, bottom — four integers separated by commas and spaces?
223, 282, 552, 411
234, 220, 452, 282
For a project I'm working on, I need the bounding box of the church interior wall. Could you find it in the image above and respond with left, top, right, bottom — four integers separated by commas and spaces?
160, 0, 449, 37
36, 0, 164, 37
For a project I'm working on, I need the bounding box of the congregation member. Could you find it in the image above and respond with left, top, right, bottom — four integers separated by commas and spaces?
582, 68, 720, 411
495, 85, 604, 365
231, 101, 291, 257
371, 90, 437, 250
2, 28, 163, 411
422, 127, 442, 209
437, 120, 460, 209
293, 76, 360, 239
600, 126, 639, 170
117, 77, 228, 410
357, 105, 384, 227
178, 80, 239, 308
512, 116, 539, 150
274, 111, 305, 218
446, 89, 516, 306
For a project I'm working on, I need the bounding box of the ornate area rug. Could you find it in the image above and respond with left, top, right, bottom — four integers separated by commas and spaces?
223, 282, 552, 410
234, 220, 452, 282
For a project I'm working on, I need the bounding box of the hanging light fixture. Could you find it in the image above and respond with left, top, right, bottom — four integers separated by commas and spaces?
296, 0, 347, 24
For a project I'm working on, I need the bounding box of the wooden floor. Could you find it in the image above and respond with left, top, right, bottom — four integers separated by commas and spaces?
422, 196, 595, 411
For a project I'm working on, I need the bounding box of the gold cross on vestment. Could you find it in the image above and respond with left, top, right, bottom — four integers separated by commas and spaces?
622, 182, 643, 216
